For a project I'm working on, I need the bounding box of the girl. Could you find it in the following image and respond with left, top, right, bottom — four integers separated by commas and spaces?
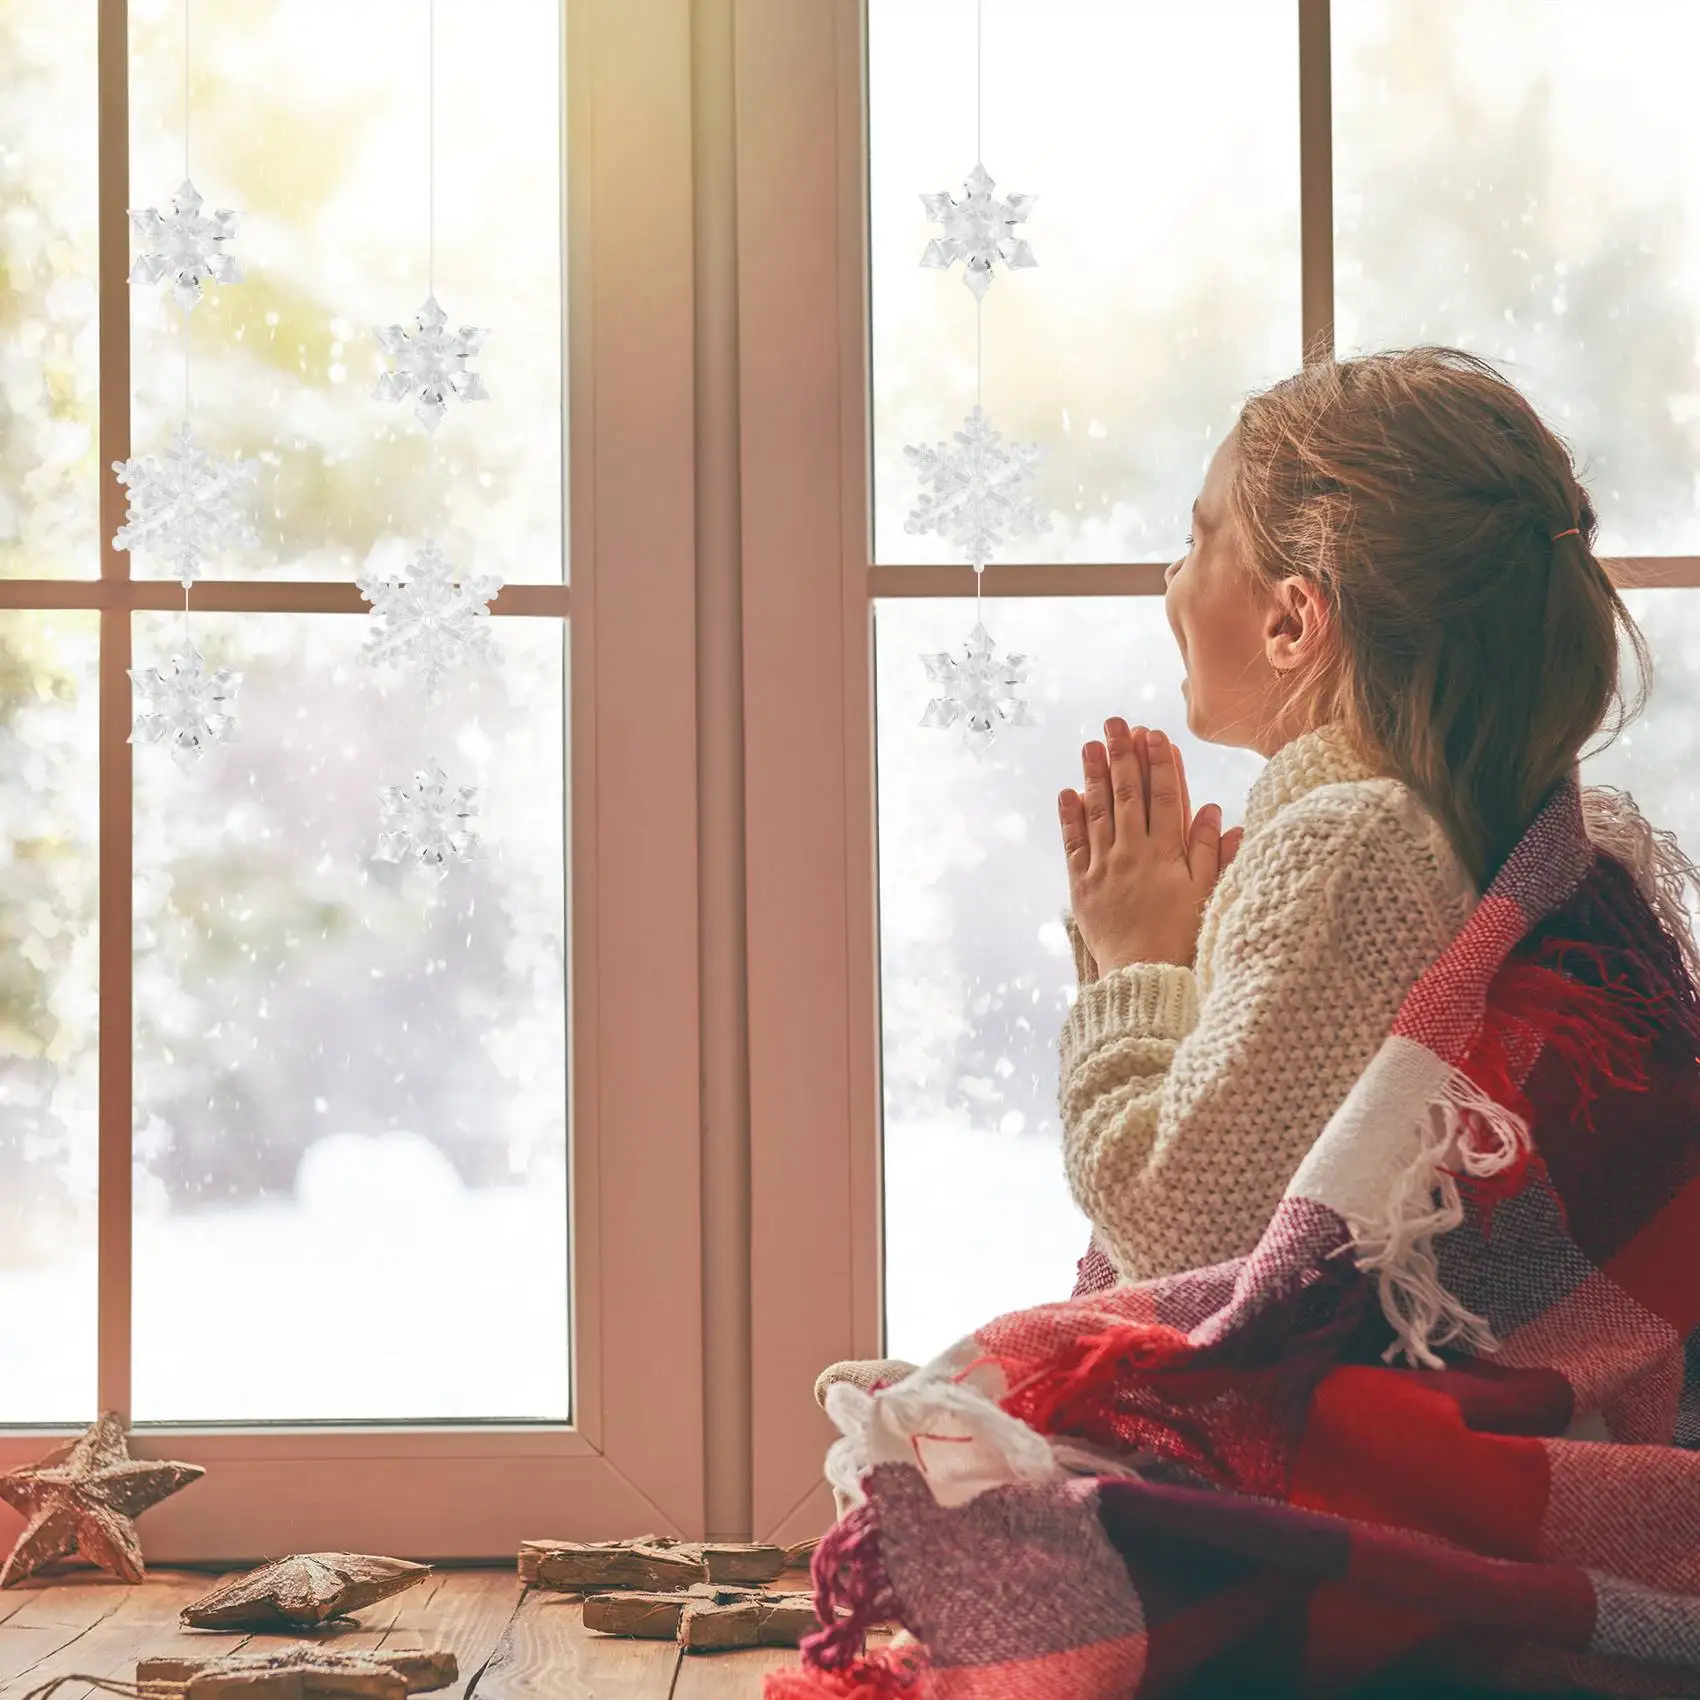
820, 344, 1672, 1400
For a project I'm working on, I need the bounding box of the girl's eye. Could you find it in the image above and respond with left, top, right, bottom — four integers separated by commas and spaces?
1183, 532, 1195, 550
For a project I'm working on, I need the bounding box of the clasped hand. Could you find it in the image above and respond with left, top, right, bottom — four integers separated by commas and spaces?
1058, 720, 1242, 973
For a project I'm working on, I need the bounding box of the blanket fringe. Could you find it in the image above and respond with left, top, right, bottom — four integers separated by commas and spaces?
1349, 1068, 1526, 1370
766, 1645, 927, 1699
802, 1498, 905, 1675
1583, 784, 1700, 988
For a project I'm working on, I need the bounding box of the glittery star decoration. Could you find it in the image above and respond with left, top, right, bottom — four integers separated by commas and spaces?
0, 1412, 204, 1587
920, 620, 1035, 751
129, 178, 242, 312
904, 404, 1051, 571
374, 759, 481, 879
920, 161, 1037, 298
113, 421, 260, 588
137, 1643, 459, 1698
356, 540, 504, 701
181, 1552, 433, 1630
374, 295, 490, 433
130, 644, 243, 767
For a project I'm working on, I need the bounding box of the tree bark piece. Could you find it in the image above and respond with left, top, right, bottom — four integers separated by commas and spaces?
138, 1644, 457, 1699
579, 1584, 820, 1653
516, 1537, 793, 1594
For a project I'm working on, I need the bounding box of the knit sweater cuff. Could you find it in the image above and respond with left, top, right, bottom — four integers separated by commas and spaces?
1062, 912, 1099, 985
1062, 961, 1199, 1066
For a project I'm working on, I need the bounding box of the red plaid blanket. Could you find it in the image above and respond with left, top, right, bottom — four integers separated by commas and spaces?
769, 780, 1700, 1699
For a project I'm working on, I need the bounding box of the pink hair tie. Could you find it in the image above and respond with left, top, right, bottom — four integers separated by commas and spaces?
1551, 527, 1581, 541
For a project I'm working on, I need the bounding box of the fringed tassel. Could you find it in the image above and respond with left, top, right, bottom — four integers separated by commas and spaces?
766, 1644, 928, 1699
1582, 785, 1700, 990
1349, 1069, 1527, 1370
998, 1321, 1195, 1442
802, 1499, 906, 1676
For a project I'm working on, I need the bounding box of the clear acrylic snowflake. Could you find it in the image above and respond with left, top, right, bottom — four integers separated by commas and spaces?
374, 296, 490, 433
113, 421, 260, 588
373, 759, 481, 880
356, 540, 504, 702
130, 646, 243, 768
920, 620, 1035, 752
904, 405, 1051, 571
920, 162, 1037, 299
129, 179, 241, 312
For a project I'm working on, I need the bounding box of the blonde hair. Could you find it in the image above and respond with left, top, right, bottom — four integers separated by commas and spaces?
1229, 346, 1648, 886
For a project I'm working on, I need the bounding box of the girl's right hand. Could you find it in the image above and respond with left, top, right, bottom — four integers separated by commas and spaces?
1057, 720, 1242, 972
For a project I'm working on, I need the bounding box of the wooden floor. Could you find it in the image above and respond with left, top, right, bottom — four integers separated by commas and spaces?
0, 1565, 813, 1698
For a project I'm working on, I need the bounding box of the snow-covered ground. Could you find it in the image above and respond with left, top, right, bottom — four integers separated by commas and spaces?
0, 1131, 569, 1423
883, 1116, 1090, 1369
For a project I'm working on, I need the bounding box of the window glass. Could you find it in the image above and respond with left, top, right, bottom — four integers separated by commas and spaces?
1, 1, 99, 579
127, 0, 565, 582
131, 611, 568, 1421
868, 0, 1300, 567
1335, 0, 1700, 555
875, 596, 1260, 1362
0, 611, 100, 1420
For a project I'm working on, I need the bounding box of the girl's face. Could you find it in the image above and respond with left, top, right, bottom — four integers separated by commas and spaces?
1164, 431, 1291, 754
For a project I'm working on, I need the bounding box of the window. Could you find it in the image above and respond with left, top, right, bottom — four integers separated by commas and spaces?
738, 0, 1700, 1542
2, 0, 707, 1557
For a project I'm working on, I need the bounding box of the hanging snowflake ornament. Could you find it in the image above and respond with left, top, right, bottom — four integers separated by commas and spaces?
920, 620, 1035, 752
113, 421, 260, 588
920, 162, 1037, 299
129, 646, 243, 768
129, 179, 241, 312
356, 540, 503, 702
904, 405, 1051, 571
374, 296, 490, 433
373, 759, 481, 880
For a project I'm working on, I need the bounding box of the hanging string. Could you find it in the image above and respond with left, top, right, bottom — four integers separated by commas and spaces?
428, 0, 436, 299
182, 0, 192, 419
974, 0, 984, 611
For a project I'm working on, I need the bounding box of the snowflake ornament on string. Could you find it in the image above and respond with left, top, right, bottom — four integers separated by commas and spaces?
113, 421, 260, 588
920, 163, 1037, 299
129, 179, 242, 312
130, 646, 243, 768
920, 620, 1035, 752
373, 759, 481, 880
904, 405, 1051, 571
374, 296, 490, 433
356, 540, 503, 702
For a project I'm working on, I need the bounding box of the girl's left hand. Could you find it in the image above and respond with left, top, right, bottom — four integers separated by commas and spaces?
1058, 720, 1242, 973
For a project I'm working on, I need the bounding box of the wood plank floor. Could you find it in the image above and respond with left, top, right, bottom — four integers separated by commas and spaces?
0, 1566, 814, 1698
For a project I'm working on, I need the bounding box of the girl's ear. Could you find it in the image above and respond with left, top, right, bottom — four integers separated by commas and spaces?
1264, 575, 1330, 676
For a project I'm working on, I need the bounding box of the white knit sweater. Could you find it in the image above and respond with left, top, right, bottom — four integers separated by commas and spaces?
1059, 722, 1480, 1283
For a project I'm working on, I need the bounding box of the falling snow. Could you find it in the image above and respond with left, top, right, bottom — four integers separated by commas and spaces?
356, 540, 503, 701
920, 162, 1037, 299
373, 296, 490, 433
130, 645, 244, 767
129, 179, 242, 312
373, 759, 481, 880
904, 405, 1050, 571
113, 421, 260, 588
919, 620, 1035, 751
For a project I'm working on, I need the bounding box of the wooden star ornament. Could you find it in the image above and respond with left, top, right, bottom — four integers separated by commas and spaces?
181, 1552, 433, 1630
0, 1411, 204, 1588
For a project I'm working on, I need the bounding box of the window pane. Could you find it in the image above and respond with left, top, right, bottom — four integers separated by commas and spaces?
127, 0, 564, 582
131, 612, 567, 1421
875, 597, 1261, 1363
1335, 0, 1700, 555
0, 611, 99, 1419
869, 0, 1300, 567
1, 2, 99, 579
1588, 588, 1700, 860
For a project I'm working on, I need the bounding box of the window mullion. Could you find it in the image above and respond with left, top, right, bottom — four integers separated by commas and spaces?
97, 0, 134, 1427
1299, 0, 1334, 363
